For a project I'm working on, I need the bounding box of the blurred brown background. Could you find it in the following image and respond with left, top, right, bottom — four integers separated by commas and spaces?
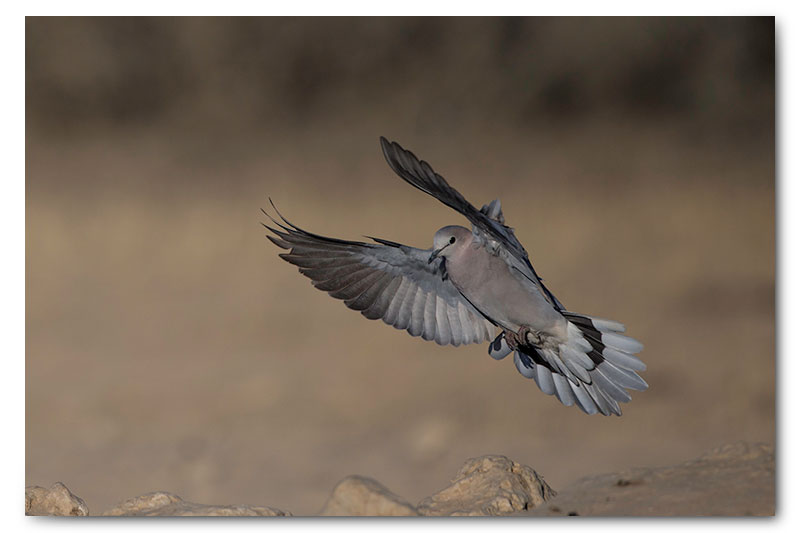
26, 17, 774, 515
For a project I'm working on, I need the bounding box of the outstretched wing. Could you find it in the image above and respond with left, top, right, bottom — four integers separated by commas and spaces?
379, 137, 564, 310
264, 205, 496, 347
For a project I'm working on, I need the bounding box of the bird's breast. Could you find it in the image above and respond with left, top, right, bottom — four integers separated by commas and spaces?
446, 247, 565, 335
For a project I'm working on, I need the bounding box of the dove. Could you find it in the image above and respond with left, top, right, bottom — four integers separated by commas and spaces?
264, 137, 646, 415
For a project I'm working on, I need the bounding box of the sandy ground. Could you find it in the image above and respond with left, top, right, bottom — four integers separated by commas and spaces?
526, 442, 774, 517
25, 118, 774, 515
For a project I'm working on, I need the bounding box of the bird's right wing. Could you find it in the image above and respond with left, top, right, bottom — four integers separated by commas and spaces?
379, 137, 564, 310
264, 205, 496, 347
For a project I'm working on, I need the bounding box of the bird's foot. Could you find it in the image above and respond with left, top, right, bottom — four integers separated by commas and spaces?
505, 326, 542, 350
521, 326, 543, 346
505, 326, 543, 350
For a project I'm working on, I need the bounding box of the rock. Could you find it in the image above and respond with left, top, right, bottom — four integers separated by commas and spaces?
417, 455, 556, 516
25, 482, 89, 516
526, 441, 775, 516
320, 475, 418, 516
101, 491, 290, 516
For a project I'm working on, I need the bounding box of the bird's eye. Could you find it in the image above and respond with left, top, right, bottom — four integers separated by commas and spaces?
449, 236, 456, 244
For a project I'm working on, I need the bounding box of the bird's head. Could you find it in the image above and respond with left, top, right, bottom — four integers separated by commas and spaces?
429, 226, 472, 264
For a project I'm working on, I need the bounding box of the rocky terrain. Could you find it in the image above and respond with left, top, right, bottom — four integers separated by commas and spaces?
26, 442, 774, 517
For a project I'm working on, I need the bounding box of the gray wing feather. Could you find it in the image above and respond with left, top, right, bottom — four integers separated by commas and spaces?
265, 206, 495, 347
379, 137, 527, 261
446, 303, 463, 346
422, 292, 437, 341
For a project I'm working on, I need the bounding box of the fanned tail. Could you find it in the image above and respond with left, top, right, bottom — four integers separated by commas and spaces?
493, 313, 647, 416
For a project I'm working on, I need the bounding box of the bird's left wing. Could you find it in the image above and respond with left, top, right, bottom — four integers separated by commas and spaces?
264, 205, 496, 347
379, 136, 564, 310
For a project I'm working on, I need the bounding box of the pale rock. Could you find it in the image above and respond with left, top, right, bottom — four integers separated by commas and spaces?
25, 482, 89, 516
417, 455, 556, 516
102, 491, 290, 516
320, 475, 418, 516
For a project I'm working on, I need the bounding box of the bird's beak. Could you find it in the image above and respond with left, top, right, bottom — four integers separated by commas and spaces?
428, 245, 446, 264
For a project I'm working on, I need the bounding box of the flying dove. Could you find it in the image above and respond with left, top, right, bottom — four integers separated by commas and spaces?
264, 137, 647, 415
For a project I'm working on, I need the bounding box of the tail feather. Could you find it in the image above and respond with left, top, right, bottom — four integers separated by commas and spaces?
513, 351, 537, 378
533, 364, 556, 396
552, 373, 576, 406
563, 313, 626, 334
590, 331, 644, 356
601, 345, 647, 372
504, 312, 647, 416
583, 380, 622, 416
591, 366, 633, 403
488, 332, 513, 360
564, 358, 592, 384
597, 361, 648, 391
568, 380, 599, 415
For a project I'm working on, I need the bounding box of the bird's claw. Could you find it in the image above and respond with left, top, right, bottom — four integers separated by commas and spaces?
504, 326, 540, 350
